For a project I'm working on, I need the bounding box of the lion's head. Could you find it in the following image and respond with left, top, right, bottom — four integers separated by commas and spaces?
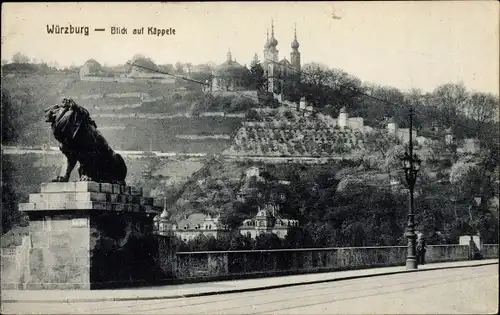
44, 98, 76, 125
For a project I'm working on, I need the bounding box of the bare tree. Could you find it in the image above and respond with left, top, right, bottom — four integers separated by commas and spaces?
175, 62, 184, 74
12, 52, 30, 64
467, 92, 499, 125
432, 83, 469, 128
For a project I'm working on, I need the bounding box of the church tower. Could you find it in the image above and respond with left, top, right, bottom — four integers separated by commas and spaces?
263, 29, 270, 71
290, 24, 301, 72
266, 20, 279, 93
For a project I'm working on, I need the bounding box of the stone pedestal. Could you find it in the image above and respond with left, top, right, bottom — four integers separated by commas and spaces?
19, 182, 161, 290
459, 235, 482, 259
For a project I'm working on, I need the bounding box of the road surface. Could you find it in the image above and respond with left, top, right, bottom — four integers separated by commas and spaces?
2, 264, 498, 314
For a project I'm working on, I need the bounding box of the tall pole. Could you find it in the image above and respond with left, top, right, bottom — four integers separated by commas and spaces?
406, 106, 417, 270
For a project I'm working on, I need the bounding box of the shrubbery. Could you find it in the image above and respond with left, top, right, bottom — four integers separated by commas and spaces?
168, 226, 315, 252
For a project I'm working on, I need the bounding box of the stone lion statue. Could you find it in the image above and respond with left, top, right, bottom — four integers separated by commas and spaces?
44, 98, 127, 185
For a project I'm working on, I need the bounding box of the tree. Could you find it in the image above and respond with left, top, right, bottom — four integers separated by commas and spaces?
229, 97, 255, 113
283, 226, 314, 248
1, 88, 42, 145
2, 155, 22, 233
175, 62, 185, 74
187, 234, 219, 251
362, 129, 404, 176
226, 232, 254, 250
281, 72, 302, 102
356, 84, 406, 128
11, 52, 30, 64
254, 233, 283, 250
466, 92, 499, 128
249, 53, 265, 91
159, 63, 175, 73
324, 69, 363, 113
432, 83, 469, 130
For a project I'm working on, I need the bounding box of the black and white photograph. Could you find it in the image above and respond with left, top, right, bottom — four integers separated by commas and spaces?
1, 2, 499, 314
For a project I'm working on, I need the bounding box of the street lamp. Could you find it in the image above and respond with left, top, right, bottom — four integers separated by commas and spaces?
401, 151, 422, 269
400, 105, 422, 270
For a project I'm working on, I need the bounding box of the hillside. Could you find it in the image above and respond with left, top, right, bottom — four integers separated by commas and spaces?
1, 73, 245, 153
226, 110, 366, 157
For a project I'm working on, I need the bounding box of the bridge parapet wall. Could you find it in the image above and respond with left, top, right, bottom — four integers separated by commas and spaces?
482, 244, 499, 259
172, 244, 477, 282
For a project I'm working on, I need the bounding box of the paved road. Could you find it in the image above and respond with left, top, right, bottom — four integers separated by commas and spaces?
2, 264, 498, 314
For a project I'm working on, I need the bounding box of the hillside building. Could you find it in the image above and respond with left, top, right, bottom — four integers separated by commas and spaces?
79, 56, 175, 83
155, 212, 231, 242
239, 203, 299, 239
79, 59, 105, 77
211, 50, 250, 92
385, 117, 418, 143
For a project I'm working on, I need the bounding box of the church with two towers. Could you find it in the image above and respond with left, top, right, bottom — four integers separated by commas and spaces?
211, 20, 302, 93
262, 20, 301, 94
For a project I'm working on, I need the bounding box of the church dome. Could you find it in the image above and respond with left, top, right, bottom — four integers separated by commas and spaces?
269, 36, 278, 48
214, 58, 249, 77
291, 25, 299, 49
160, 208, 170, 219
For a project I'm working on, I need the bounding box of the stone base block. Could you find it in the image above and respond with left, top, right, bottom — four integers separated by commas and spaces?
20, 182, 154, 213
16, 182, 162, 290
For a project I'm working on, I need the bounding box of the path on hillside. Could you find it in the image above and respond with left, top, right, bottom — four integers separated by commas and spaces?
1, 146, 351, 163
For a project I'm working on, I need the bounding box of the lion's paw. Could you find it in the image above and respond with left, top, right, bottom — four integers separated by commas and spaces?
80, 175, 92, 181
52, 176, 68, 182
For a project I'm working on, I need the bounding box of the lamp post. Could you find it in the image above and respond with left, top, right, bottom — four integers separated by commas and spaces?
401, 106, 422, 270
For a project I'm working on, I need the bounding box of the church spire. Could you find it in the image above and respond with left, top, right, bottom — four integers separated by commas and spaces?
290, 22, 301, 71
291, 23, 300, 50
264, 28, 270, 49
269, 19, 278, 48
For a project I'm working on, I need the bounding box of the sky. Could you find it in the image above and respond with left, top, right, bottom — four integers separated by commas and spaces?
1, 1, 499, 95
